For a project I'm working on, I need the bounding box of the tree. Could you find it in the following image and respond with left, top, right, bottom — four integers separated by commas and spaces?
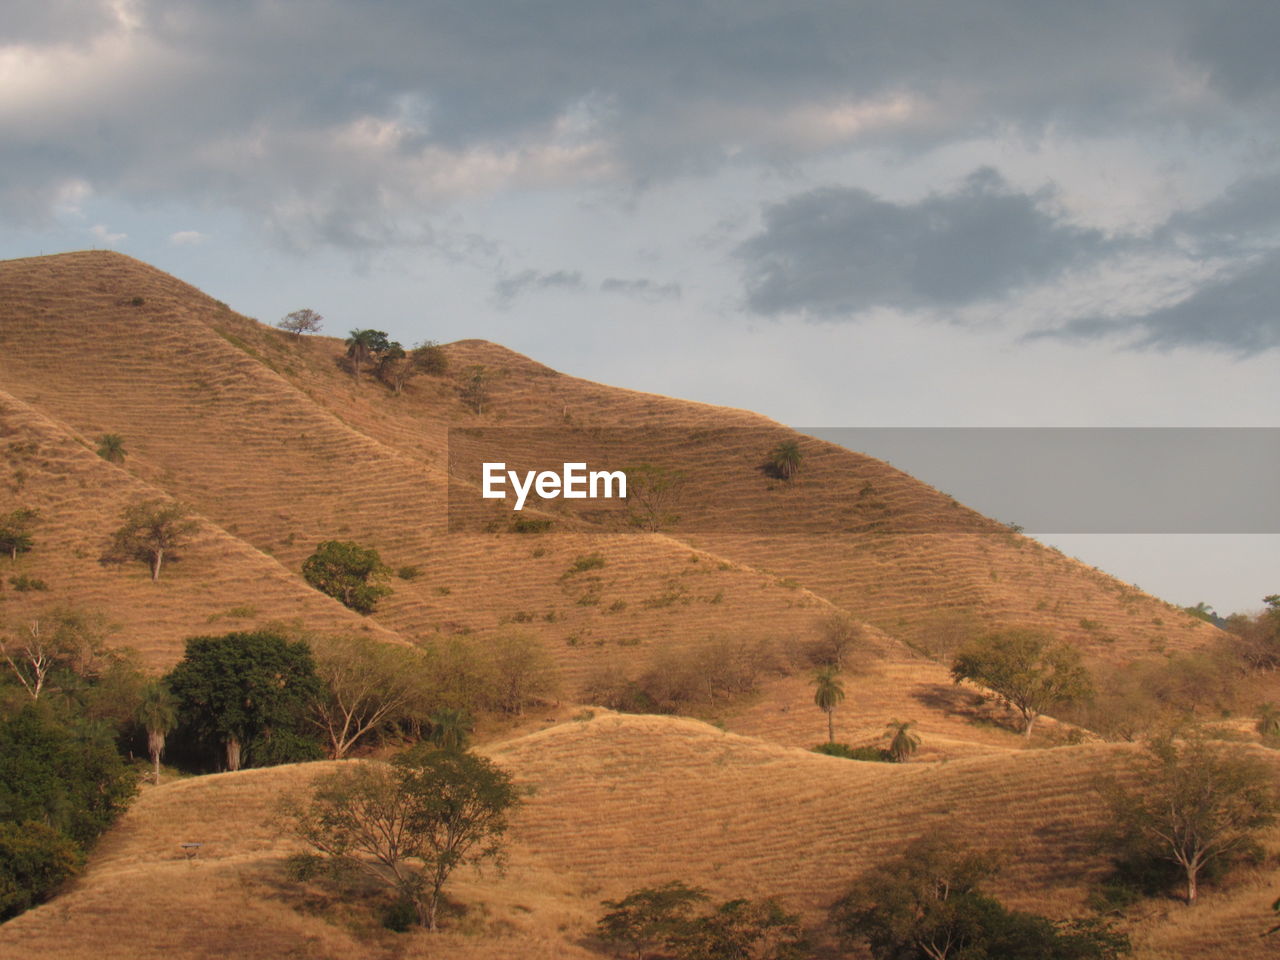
277, 308, 324, 339
377, 339, 447, 395
414, 340, 448, 376
767, 440, 804, 481
458, 364, 493, 414
166, 631, 323, 771
105, 499, 199, 581
309, 635, 429, 759
805, 611, 866, 670
301, 540, 393, 614
487, 632, 558, 716
427, 707, 473, 752
136, 681, 177, 783
344, 328, 392, 380
288, 746, 519, 929
832, 837, 1127, 959
1257, 702, 1280, 739
598, 881, 709, 959
884, 719, 920, 762
1, 607, 109, 700
96, 434, 126, 464
950, 629, 1092, 738
812, 666, 845, 744
624, 463, 685, 532
597, 883, 806, 960
0, 821, 82, 921
0, 508, 38, 560
1097, 735, 1278, 904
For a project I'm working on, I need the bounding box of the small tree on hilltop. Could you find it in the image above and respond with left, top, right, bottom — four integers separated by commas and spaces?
951, 628, 1092, 738
813, 666, 845, 745
1098, 735, 1278, 905
301, 540, 393, 614
288, 746, 519, 930
277, 308, 324, 339
767, 440, 804, 481
344, 328, 392, 380
96, 434, 127, 465
0, 508, 39, 561
105, 499, 198, 581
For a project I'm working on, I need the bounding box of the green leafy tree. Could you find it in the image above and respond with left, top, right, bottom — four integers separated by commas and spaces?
459, 364, 494, 414
598, 881, 710, 959
667, 896, 807, 960
884, 719, 921, 762
0, 821, 82, 921
301, 540, 393, 614
309, 635, 430, 759
96, 434, 126, 464
166, 631, 323, 771
951, 629, 1092, 738
137, 680, 178, 783
1097, 735, 1278, 904
0, 706, 136, 845
0, 508, 38, 560
105, 499, 199, 581
288, 746, 519, 929
767, 440, 804, 481
427, 707, 473, 752
812, 666, 845, 744
344, 328, 393, 380
832, 837, 1128, 959
277, 308, 324, 339
414, 340, 448, 376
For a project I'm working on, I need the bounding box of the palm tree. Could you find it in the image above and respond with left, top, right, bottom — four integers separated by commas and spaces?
97, 434, 127, 464
428, 707, 472, 752
137, 681, 178, 783
884, 719, 921, 763
1257, 702, 1280, 740
345, 328, 389, 380
812, 667, 845, 744
768, 440, 804, 481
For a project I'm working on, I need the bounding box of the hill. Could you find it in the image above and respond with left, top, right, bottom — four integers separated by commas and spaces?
1, 715, 1276, 959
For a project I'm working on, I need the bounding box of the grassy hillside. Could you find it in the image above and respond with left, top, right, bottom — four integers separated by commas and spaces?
1, 716, 1276, 959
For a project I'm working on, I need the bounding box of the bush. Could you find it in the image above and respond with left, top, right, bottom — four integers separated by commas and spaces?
301, 540, 393, 614
0, 821, 82, 921
812, 742, 892, 761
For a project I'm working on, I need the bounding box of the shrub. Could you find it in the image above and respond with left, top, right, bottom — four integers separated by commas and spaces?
0, 821, 82, 921
301, 540, 392, 614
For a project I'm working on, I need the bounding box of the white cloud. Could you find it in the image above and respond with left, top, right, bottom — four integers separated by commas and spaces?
168, 229, 206, 245
88, 223, 125, 245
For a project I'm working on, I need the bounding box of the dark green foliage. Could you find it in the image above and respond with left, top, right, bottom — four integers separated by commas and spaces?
301, 540, 392, 614
565, 553, 606, 576
96, 434, 127, 464
0, 508, 38, 560
166, 631, 323, 771
0, 706, 136, 846
0, 821, 82, 921
396, 565, 422, 581
597, 883, 806, 960
832, 837, 1129, 960
288, 746, 519, 929
8, 575, 47, 592
413, 340, 448, 376
766, 440, 804, 481
812, 742, 892, 761
507, 515, 554, 533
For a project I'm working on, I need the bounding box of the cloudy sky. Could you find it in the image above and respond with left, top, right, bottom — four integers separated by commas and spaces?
2, 0, 1277, 613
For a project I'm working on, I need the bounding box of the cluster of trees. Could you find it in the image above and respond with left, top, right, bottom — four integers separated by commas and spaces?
343, 329, 448, 394
597, 881, 807, 960
581, 637, 781, 715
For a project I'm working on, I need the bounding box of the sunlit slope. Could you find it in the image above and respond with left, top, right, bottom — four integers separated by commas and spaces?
2, 716, 1276, 959
0, 389, 399, 663
0, 251, 1220, 682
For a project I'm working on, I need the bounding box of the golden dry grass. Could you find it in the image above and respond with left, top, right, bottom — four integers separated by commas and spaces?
2, 716, 1277, 959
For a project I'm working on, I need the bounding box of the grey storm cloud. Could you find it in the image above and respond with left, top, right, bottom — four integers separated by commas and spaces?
737, 169, 1116, 316
493, 269, 584, 303
1031, 252, 1280, 354
6, 0, 1280, 245
600, 278, 682, 302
